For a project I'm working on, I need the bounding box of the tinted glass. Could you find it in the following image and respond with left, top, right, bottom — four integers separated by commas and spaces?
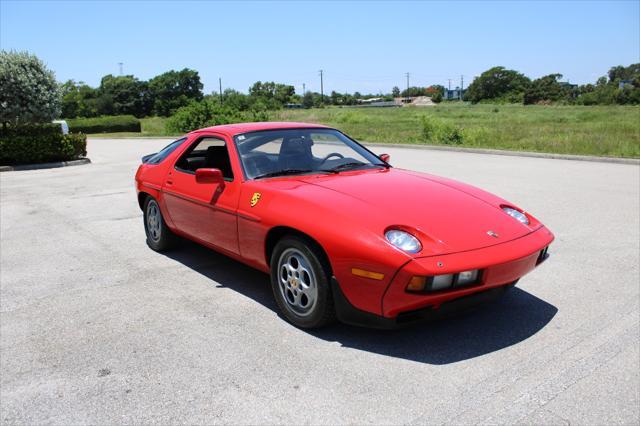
234, 128, 385, 179
147, 138, 187, 164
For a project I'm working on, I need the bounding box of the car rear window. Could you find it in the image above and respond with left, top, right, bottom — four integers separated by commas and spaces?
146, 138, 187, 164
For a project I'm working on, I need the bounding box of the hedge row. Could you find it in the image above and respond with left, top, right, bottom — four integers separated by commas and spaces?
0, 124, 87, 165
67, 115, 141, 133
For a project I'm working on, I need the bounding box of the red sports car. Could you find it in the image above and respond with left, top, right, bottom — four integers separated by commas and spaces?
135, 122, 553, 329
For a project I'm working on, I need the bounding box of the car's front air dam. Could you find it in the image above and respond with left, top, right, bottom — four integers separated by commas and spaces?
381, 226, 554, 318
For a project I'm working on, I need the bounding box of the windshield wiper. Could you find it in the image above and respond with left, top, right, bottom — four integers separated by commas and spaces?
253, 169, 316, 179
321, 162, 374, 173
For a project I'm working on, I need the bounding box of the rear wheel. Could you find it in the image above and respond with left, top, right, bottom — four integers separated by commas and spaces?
270, 236, 336, 328
143, 197, 174, 251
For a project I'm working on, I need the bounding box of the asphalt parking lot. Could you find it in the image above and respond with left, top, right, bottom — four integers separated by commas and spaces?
1, 138, 639, 425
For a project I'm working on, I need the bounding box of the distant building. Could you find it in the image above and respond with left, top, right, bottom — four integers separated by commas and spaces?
619, 80, 634, 89
357, 97, 384, 104
354, 97, 398, 107
559, 82, 578, 90
443, 87, 466, 100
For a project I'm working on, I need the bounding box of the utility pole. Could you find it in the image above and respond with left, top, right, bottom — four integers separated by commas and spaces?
303, 83, 306, 96
405, 72, 410, 93
219, 77, 223, 104
448, 79, 452, 90
118, 62, 123, 76
319, 70, 324, 104
460, 75, 464, 101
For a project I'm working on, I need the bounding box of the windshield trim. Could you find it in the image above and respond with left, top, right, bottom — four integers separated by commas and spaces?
232, 126, 389, 181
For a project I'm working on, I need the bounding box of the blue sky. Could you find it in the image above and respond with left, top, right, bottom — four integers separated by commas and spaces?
1, 0, 638, 94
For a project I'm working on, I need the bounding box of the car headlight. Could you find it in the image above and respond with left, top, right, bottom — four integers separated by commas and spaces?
385, 229, 422, 253
502, 206, 529, 225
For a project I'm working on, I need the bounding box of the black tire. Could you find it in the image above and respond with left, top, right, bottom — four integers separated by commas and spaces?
270, 236, 336, 329
143, 196, 175, 252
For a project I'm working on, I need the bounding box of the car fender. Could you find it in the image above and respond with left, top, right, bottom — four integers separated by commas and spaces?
237, 180, 412, 315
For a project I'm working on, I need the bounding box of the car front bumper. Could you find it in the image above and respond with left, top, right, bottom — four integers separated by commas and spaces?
333, 226, 554, 329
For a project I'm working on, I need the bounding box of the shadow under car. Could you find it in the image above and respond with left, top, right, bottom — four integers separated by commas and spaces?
162, 239, 558, 365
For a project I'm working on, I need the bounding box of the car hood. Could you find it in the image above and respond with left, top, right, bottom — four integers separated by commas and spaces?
295, 168, 538, 256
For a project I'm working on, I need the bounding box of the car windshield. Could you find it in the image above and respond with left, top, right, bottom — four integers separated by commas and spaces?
233, 128, 387, 179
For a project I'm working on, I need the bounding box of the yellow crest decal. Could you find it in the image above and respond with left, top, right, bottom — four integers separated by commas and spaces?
250, 192, 261, 207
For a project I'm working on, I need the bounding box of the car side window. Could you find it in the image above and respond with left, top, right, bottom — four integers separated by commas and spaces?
175, 136, 234, 180
147, 137, 187, 164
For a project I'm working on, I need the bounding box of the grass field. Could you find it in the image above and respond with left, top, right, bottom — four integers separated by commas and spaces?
90, 104, 640, 158
274, 104, 640, 158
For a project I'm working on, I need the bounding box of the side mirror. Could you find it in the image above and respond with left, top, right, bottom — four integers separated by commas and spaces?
379, 153, 391, 163
195, 168, 224, 184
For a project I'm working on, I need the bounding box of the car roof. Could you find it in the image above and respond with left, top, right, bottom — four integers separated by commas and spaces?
190, 121, 331, 137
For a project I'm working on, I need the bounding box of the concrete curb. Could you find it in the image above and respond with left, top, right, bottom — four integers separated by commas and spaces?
0, 158, 91, 172
362, 142, 640, 165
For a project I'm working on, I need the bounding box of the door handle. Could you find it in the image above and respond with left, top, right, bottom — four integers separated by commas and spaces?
166, 180, 173, 185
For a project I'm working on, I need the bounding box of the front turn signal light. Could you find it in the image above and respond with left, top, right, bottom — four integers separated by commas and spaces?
406, 276, 427, 292
351, 268, 385, 281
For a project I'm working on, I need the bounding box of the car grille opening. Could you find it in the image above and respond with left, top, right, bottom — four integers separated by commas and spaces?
537, 246, 549, 265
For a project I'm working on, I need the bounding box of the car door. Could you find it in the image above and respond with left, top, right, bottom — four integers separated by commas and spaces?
162, 134, 240, 255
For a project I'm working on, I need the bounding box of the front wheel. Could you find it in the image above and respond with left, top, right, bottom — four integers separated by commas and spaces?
143, 196, 175, 252
270, 236, 336, 329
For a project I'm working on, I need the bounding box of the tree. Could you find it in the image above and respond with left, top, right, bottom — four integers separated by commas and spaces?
608, 63, 640, 83
60, 80, 100, 118
248, 81, 295, 108
149, 69, 203, 116
302, 91, 314, 108
575, 64, 640, 105
425, 85, 445, 102
330, 90, 341, 105
98, 74, 151, 117
274, 83, 295, 105
391, 86, 400, 97
221, 89, 251, 111
425, 85, 445, 97
165, 98, 268, 134
465, 66, 530, 103
523, 74, 570, 105
400, 86, 425, 97
0, 50, 60, 126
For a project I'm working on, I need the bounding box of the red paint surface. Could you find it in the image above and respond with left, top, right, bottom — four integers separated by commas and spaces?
136, 122, 554, 318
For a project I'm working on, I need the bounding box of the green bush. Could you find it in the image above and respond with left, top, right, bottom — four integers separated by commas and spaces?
420, 116, 464, 145
165, 99, 269, 134
1, 50, 60, 125
67, 115, 141, 133
0, 124, 87, 165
